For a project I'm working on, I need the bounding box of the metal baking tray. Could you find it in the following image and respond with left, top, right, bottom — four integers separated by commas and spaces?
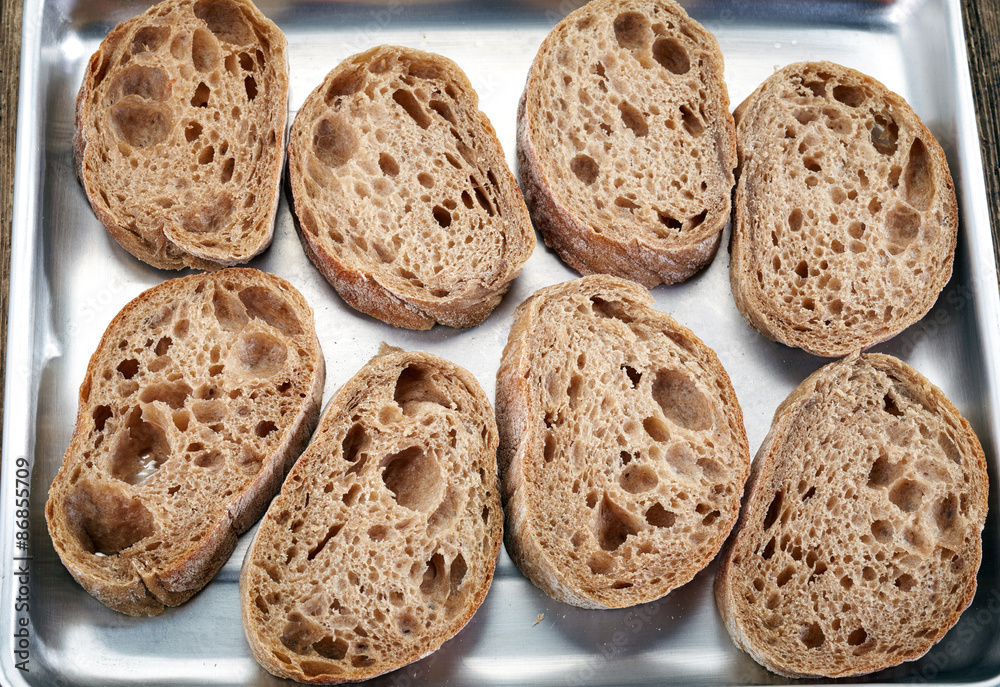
3, 0, 998, 685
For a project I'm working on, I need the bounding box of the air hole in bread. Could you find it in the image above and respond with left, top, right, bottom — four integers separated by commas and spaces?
93, 405, 113, 432
831, 83, 866, 107
212, 287, 249, 331
64, 479, 156, 555
184, 121, 203, 143
139, 380, 192, 410
238, 286, 305, 336
587, 551, 615, 575
570, 154, 599, 185
618, 101, 648, 137
763, 490, 783, 530
197, 145, 215, 165
313, 116, 357, 168
595, 494, 641, 551
642, 416, 669, 442
869, 519, 894, 544
799, 622, 825, 649
870, 111, 899, 156
679, 104, 704, 137
868, 453, 903, 488
380, 447, 442, 512
392, 89, 431, 129
393, 364, 453, 416
884, 203, 920, 254
191, 82, 211, 108
889, 479, 925, 513
255, 420, 277, 438
233, 331, 287, 377
432, 205, 452, 228
650, 368, 711, 431
244, 75, 258, 101
307, 523, 343, 561
111, 101, 171, 148
377, 152, 400, 178
109, 407, 169, 486
883, 392, 904, 416
280, 611, 325, 654
652, 37, 689, 75
933, 493, 959, 534
429, 99, 456, 125
130, 24, 170, 55
938, 431, 961, 465
190, 28, 220, 72
470, 176, 496, 216
194, 449, 223, 468
420, 551, 448, 599
112, 64, 171, 102
194, 0, 253, 45
613, 12, 650, 51
219, 157, 235, 183
620, 463, 657, 493
325, 67, 366, 102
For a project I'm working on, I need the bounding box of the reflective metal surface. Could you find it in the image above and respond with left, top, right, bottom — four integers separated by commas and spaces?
3, 1, 999, 685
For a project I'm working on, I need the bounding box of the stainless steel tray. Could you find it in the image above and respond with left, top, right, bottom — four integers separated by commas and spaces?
3, 0, 999, 685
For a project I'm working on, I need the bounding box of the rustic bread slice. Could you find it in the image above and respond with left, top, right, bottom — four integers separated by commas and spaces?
517, 0, 737, 288
74, 0, 288, 270
45, 269, 325, 616
287, 45, 535, 330
715, 353, 987, 678
496, 275, 750, 608
241, 346, 502, 683
730, 61, 958, 357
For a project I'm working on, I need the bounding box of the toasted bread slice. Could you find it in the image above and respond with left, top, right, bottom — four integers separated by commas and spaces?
517, 0, 737, 287
45, 269, 325, 616
287, 45, 535, 330
495, 275, 750, 608
241, 346, 502, 683
730, 61, 958, 357
715, 353, 987, 678
74, 0, 288, 270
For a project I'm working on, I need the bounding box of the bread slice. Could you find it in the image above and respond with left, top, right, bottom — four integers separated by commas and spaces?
495, 275, 750, 608
730, 61, 958, 357
715, 353, 987, 678
240, 346, 502, 683
287, 45, 535, 330
517, 0, 737, 288
74, 0, 288, 270
45, 268, 325, 616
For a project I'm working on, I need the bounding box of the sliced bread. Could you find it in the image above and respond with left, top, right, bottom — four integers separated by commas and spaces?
730, 61, 958, 357
715, 353, 987, 678
287, 45, 535, 330
240, 346, 502, 683
495, 275, 750, 608
45, 268, 325, 615
517, 0, 737, 288
74, 0, 288, 270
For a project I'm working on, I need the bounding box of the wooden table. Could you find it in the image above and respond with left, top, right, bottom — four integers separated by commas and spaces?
0, 0, 998, 429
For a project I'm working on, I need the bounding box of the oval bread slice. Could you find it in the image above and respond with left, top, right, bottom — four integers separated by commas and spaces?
715, 353, 988, 678
730, 61, 958, 357
45, 268, 325, 615
241, 347, 502, 683
496, 275, 750, 608
74, 0, 288, 270
288, 45, 535, 330
517, 0, 737, 287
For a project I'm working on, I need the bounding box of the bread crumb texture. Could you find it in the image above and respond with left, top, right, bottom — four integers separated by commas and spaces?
75, 0, 288, 269
241, 350, 501, 684
496, 275, 750, 608
730, 62, 957, 357
716, 354, 987, 678
288, 45, 534, 330
45, 269, 325, 616
518, 0, 736, 286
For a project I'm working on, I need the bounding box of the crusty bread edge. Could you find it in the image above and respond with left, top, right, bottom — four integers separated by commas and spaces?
714, 353, 987, 678
45, 268, 325, 616
241, 348, 503, 683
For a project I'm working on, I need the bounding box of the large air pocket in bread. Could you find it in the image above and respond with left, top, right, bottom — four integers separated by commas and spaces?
496, 275, 750, 608
715, 353, 987, 678
241, 347, 502, 683
288, 45, 535, 330
517, 0, 737, 287
45, 269, 325, 615
729, 61, 958, 357
74, 0, 288, 270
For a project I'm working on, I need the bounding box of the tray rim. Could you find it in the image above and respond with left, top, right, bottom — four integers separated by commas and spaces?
3, 0, 1000, 685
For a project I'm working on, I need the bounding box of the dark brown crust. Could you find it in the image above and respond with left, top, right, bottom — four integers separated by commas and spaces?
496, 275, 750, 608
45, 269, 325, 615
287, 45, 535, 330
729, 61, 958, 357
714, 353, 988, 678
241, 348, 502, 683
74, 0, 288, 271
517, 0, 736, 288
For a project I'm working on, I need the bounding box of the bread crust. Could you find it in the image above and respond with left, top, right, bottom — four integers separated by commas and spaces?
287, 45, 535, 330
496, 275, 750, 608
45, 269, 325, 615
74, 0, 288, 270
517, 0, 737, 288
729, 61, 958, 357
715, 353, 988, 678
241, 347, 502, 683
